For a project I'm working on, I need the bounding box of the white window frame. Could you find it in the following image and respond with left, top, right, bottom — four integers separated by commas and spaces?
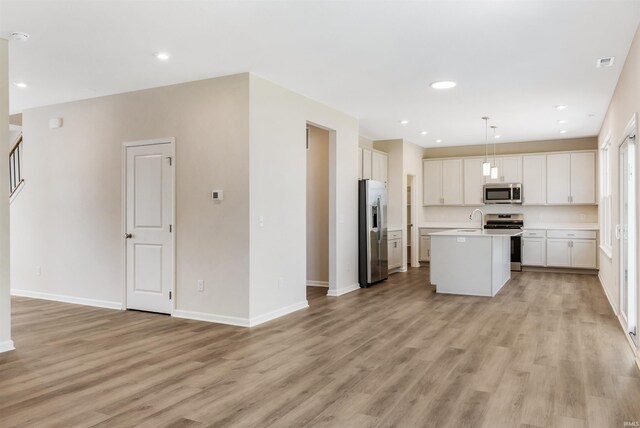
600, 134, 613, 258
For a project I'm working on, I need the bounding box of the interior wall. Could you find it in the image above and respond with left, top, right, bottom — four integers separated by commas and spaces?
373, 139, 403, 229
423, 136, 597, 158
12, 73, 251, 321
306, 125, 329, 284
358, 135, 374, 149
599, 23, 640, 322
403, 140, 424, 268
0, 38, 12, 352
249, 74, 359, 317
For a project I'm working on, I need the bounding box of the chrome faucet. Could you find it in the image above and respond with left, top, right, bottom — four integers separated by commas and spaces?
469, 209, 484, 229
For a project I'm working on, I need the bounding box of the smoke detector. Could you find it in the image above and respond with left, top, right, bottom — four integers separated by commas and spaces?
596, 57, 615, 68
10, 32, 30, 42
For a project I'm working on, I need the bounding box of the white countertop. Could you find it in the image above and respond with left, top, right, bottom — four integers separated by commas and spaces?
420, 222, 598, 231
420, 223, 480, 229
429, 229, 524, 237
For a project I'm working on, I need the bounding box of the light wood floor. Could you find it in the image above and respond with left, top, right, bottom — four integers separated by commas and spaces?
2, 268, 640, 427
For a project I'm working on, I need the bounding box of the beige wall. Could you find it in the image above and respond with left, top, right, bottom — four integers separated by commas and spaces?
423, 137, 597, 159
0, 39, 12, 352
598, 23, 640, 330
249, 74, 360, 315
306, 125, 329, 283
12, 74, 251, 320
358, 135, 374, 149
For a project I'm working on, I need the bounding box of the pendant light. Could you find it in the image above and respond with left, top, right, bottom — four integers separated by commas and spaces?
482, 117, 491, 176
490, 125, 499, 179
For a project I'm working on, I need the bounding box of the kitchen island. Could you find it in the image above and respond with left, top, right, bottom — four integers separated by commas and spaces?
429, 229, 524, 297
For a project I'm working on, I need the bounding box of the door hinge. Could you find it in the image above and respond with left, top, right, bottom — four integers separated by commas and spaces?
166, 156, 173, 166
169, 224, 172, 233
169, 291, 172, 300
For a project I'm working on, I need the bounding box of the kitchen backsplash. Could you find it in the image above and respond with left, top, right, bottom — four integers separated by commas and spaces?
422, 204, 598, 225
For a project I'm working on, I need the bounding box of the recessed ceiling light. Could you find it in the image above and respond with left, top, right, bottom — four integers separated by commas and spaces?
596, 57, 615, 68
420, 131, 428, 135
431, 81, 457, 90
10, 32, 29, 42
435, 139, 442, 143
399, 119, 409, 125
13, 82, 27, 88
560, 130, 567, 134
557, 119, 568, 124
153, 52, 170, 61
495, 135, 501, 139
555, 105, 568, 110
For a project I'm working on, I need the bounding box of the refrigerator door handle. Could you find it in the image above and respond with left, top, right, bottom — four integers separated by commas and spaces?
377, 196, 383, 242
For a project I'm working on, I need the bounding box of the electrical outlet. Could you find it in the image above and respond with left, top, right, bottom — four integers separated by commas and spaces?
197, 280, 204, 292
36, 266, 41, 276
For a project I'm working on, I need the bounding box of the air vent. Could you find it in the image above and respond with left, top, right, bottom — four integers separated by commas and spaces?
596, 57, 615, 68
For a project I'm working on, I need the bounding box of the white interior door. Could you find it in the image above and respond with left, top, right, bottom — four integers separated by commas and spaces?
125, 141, 174, 314
619, 136, 636, 341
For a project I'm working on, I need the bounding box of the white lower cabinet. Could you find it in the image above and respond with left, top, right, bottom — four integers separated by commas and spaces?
419, 236, 431, 262
546, 230, 597, 269
522, 238, 546, 266
388, 230, 402, 271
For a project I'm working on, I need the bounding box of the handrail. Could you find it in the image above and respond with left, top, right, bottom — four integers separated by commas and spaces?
9, 135, 23, 196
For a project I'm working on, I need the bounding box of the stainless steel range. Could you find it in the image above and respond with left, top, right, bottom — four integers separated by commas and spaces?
484, 214, 524, 271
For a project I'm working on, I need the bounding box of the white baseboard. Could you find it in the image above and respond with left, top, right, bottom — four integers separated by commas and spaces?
327, 283, 360, 297
0, 340, 15, 353
249, 300, 308, 327
598, 273, 618, 315
173, 300, 309, 328
172, 309, 250, 327
307, 280, 329, 288
11, 289, 122, 310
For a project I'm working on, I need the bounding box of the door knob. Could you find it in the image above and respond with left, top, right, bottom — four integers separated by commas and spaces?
124, 233, 133, 239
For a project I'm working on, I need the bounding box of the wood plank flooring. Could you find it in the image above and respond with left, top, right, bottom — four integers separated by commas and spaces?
1, 268, 640, 427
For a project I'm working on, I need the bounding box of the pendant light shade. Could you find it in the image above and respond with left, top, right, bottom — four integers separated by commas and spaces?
482, 117, 491, 176
490, 166, 499, 179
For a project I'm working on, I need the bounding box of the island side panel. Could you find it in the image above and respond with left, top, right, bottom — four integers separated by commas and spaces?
430, 236, 493, 296
490, 236, 511, 296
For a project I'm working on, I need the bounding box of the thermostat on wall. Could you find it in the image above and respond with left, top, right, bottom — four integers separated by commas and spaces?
212, 190, 224, 201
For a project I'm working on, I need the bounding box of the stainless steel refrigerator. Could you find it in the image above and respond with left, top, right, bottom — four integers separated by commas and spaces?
358, 179, 388, 287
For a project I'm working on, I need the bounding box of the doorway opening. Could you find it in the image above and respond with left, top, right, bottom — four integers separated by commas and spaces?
619, 119, 637, 344
306, 124, 330, 303
406, 174, 416, 269
122, 138, 175, 315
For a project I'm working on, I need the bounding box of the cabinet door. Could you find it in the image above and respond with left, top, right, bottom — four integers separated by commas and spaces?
571, 239, 597, 269
500, 156, 522, 183
362, 149, 372, 180
570, 152, 596, 204
419, 236, 431, 262
358, 147, 363, 180
372, 152, 388, 183
546, 238, 571, 267
463, 158, 485, 205
423, 160, 443, 205
388, 239, 402, 269
546, 153, 571, 204
522, 238, 546, 266
522, 154, 546, 205
441, 159, 463, 205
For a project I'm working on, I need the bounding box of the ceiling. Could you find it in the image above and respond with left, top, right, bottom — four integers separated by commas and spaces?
2, 0, 640, 147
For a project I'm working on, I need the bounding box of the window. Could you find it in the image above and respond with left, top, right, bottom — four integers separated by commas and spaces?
600, 136, 612, 256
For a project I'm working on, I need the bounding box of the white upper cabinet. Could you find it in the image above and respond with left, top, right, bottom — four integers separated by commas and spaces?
362, 149, 372, 180
522, 154, 546, 205
463, 158, 485, 206
547, 152, 596, 204
423, 160, 443, 205
372, 151, 388, 183
485, 156, 522, 184
570, 152, 596, 204
441, 159, 463, 205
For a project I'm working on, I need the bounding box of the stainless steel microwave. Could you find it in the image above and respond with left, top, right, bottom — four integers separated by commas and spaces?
483, 183, 522, 204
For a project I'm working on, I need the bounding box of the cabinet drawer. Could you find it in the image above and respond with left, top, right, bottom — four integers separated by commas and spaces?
388, 230, 402, 240
523, 230, 546, 238
547, 230, 596, 239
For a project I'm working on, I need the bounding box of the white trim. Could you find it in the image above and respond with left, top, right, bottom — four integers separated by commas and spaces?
598, 273, 618, 314
599, 244, 613, 260
11, 289, 123, 310
327, 283, 360, 297
173, 300, 309, 328
172, 309, 249, 327
307, 280, 329, 287
122, 138, 176, 315
248, 300, 309, 327
0, 340, 15, 353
